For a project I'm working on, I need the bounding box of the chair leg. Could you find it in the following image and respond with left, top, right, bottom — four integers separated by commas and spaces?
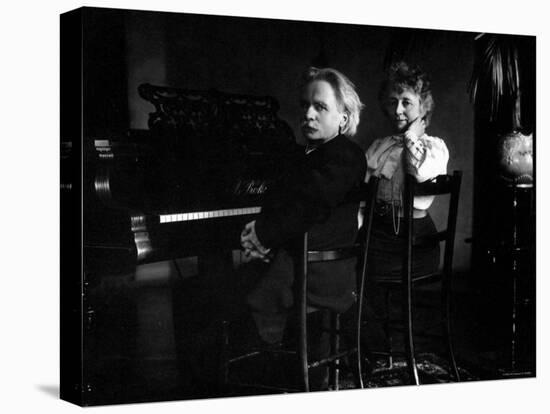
328, 312, 341, 390
299, 314, 310, 391
404, 288, 420, 385
443, 279, 461, 381
219, 320, 230, 386
298, 298, 309, 392
384, 290, 394, 369
355, 296, 366, 389
298, 235, 310, 392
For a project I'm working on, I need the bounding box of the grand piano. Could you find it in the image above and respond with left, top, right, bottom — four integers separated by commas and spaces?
63, 84, 300, 402
82, 83, 298, 276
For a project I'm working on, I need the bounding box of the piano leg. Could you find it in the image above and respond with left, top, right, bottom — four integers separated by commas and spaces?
171, 250, 235, 397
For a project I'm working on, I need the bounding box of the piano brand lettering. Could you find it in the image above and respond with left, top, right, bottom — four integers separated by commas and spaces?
234, 180, 267, 195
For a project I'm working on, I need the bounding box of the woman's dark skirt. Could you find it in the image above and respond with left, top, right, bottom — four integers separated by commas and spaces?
365, 212, 440, 282
359, 212, 441, 351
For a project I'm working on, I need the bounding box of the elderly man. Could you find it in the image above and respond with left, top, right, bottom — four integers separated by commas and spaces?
240, 67, 366, 346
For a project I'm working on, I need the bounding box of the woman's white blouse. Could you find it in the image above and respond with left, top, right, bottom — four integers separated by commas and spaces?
365, 133, 449, 211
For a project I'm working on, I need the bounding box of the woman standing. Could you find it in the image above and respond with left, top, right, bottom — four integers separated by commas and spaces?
364, 61, 449, 280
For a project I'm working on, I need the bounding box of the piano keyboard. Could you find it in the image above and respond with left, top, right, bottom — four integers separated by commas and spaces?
159, 206, 261, 223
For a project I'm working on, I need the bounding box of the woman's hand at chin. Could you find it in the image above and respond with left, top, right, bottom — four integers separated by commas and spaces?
406, 117, 426, 137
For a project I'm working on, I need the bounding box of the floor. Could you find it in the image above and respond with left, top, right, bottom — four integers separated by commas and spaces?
82, 261, 535, 406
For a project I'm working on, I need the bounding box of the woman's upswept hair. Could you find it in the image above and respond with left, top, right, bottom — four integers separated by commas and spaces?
301, 67, 364, 137
378, 61, 435, 126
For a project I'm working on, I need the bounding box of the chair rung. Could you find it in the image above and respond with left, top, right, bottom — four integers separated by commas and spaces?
226, 348, 297, 365
307, 247, 358, 262
308, 348, 356, 369
368, 320, 444, 332
362, 318, 405, 326
369, 350, 407, 357
369, 275, 443, 287
226, 350, 262, 364
413, 231, 447, 246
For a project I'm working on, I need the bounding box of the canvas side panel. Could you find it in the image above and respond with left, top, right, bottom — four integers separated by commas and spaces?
60, 7, 85, 407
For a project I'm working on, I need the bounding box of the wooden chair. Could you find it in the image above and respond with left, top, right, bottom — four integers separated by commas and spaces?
361, 171, 462, 385
220, 179, 379, 393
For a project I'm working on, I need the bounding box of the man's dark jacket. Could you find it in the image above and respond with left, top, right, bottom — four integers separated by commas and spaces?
249, 134, 367, 313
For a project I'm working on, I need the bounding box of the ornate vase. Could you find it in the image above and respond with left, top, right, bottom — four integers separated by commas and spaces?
498, 131, 533, 187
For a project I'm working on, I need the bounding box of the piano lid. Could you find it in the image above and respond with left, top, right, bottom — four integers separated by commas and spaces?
83, 85, 299, 267
134, 84, 298, 212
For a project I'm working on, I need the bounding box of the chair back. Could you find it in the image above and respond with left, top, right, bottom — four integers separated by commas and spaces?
402, 170, 463, 285
295, 177, 380, 391
299, 176, 381, 296
356, 171, 462, 385
356, 176, 380, 304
